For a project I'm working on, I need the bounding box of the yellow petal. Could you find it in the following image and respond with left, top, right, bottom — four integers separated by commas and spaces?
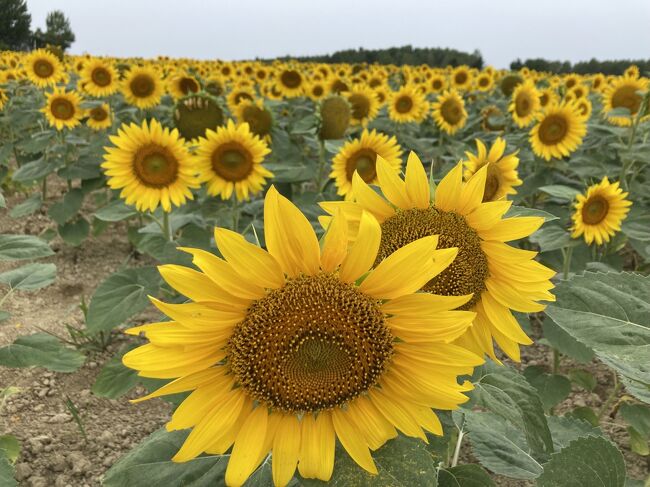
376, 155, 411, 209
320, 210, 348, 273
457, 164, 487, 215
272, 415, 301, 487
352, 172, 395, 222
298, 414, 318, 479
225, 406, 269, 487
479, 217, 544, 242
130, 367, 225, 403
149, 298, 244, 329
214, 227, 285, 289
465, 201, 512, 231
331, 408, 377, 475
314, 412, 335, 481
339, 211, 381, 283
158, 265, 245, 306
405, 152, 430, 209
435, 162, 463, 211
381, 293, 472, 316
346, 397, 397, 450
368, 389, 426, 440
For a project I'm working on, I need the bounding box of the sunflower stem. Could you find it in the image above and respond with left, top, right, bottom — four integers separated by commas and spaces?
451, 427, 464, 467
231, 197, 240, 233
41, 177, 47, 201
316, 139, 327, 191
620, 105, 642, 190
161, 212, 172, 242
598, 372, 620, 420
561, 246, 573, 280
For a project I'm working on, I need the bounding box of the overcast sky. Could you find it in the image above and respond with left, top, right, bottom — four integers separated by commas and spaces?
26, 0, 650, 68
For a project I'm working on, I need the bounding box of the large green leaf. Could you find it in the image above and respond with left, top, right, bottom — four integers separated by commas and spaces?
0, 435, 20, 463
0, 333, 84, 372
465, 411, 544, 480
58, 217, 90, 246
536, 436, 626, 487
472, 362, 553, 455
91, 347, 139, 399
0, 263, 56, 291
545, 272, 650, 395
542, 317, 594, 364
95, 199, 139, 222
620, 404, 650, 438
530, 224, 581, 252
8, 193, 42, 218
523, 366, 571, 412
0, 234, 53, 261
11, 157, 56, 183
546, 416, 603, 451
48, 188, 84, 225
438, 464, 495, 487
0, 450, 16, 487
86, 267, 160, 334
505, 206, 559, 222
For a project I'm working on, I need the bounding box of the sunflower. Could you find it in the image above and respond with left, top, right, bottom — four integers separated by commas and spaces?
195, 120, 272, 201
86, 103, 112, 131
574, 97, 592, 120
529, 102, 587, 161
373, 84, 390, 105
624, 65, 640, 79
602, 75, 649, 127
428, 73, 446, 94
321, 153, 555, 361
538, 87, 557, 109
305, 80, 327, 101
234, 100, 273, 141
102, 119, 200, 212
591, 74, 606, 92
500, 74, 522, 97
276, 68, 305, 98
571, 177, 632, 246
330, 129, 402, 199
327, 76, 350, 95
168, 72, 201, 99
451, 65, 472, 91
345, 85, 379, 126
509, 81, 541, 128
388, 85, 428, 123
173, 93, 224, 143
462, 138, 522, 202
124, 187, 480, 486
431, 90, 468, 135
23, 49, 66, 88
41, 87, 83, 131
481, 105, 506, 132
121, 66, 164, 109
80, 58, 119, 97
319, 95, 351, 140
475, 72, 494, 92
226, 86, 256, 112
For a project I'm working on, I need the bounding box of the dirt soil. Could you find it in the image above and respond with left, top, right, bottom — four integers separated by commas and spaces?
1, 183, 649, 486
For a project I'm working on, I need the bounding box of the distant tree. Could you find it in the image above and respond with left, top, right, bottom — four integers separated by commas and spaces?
33, 10, 75, 50
0, 0, 32, 51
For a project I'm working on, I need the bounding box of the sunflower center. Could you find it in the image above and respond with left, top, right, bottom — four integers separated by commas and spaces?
346, 149, 377, 183
611, 85, 641, 114
133, 145, 179, 188
378, 208, 489, 310
516, 94, 531, 117
91, 67, 111, 87
395, 95, 414, 114
441, 99, 463, 125
349, 94, 370, 120
455, 72, 468, 85
130, 74, 155, 98
51, 98, 75, 120
432, 79, 443, 90
241, 104, 272, 137
174, 95, 224, 141
179, 77, 199, 95
89, 107, 108, 121
234, 91, 253, 105
331, 79, 349, 94
483, 163, 501, 202
34, 59, 54, 78
538, 114, 568, 145
479, 77, 489, 87
582, 195, 609, 225
281, 70, 302, 89
211, 143, 254, 182
312, 85, 324, 97
228, 273, 393, 413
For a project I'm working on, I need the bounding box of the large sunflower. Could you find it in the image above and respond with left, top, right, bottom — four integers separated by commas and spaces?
319, 95, 351, 140
463, 138, 522, 201
475, 72, 494, 92
529, 102, 587, 161
571, 177, 632, 245
195, 120, 272, 201
602, 75, 649, 127
234, 100, 273, 141
86, 103, 112, 131
345, 85, 380, 126
431, 90, 468, 135
23, 49, 66, 88
451, 65, 472, 91
80, 58, 119, 97
330, 129, 402, 199
388, 84, 428, 123
276, 68, 305, 98
121, 66, 164, 109
226, 86, 256, 113
41, 87, 83, 131
321, 154, 555, 361
173, 93, 225, 143
168, 72, 201, 99
124, 187, 479, 486
509, 81, 540, 128
102, 119, 200, 212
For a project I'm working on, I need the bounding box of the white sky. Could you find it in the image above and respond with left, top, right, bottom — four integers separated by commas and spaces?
26, 0, 650, 68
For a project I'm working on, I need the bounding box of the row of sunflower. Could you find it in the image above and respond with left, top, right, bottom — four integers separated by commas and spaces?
1, 48, 649, 486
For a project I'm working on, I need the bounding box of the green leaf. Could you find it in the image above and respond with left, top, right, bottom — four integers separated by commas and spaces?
91, 347, 139, 399
465, 411, 544, 480
628, 427, 649, 456
95, 199, 139, 222
58, 217, 90, 246
569, 369, 597, 391
523, 366, 571, 411
620, 404, 650, 438
0, 333, 84, 372
0, 191, 5, 209
0, 435, 20, 463
505, 205, 559, 222
0, 263, 56, 291
438, 464, 495, 487
86, 267, 160, 334
566, 407, 600, 427
0, 234, 53, 261
0, 310, 10, 322
545, 272, 650, 392
542, 317, 594, 364
538, 185, 580, 202
48, 188, 84, 225
536, 436, 626, 487
473, 362, 553, 455
622, 208, 650, 242
546, 416, 604, 450
0, 451, 16, 487
9, 193, 42, 218
103, 429, 230, 487
530, 224, 581, 252
11, 157, 56, 183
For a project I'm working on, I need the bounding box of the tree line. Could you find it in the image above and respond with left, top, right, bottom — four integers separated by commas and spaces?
510, 58, 650, 76
0, 0, 75, 51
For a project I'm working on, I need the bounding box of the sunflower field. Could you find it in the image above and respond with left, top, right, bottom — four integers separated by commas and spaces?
0, 49, 650, 487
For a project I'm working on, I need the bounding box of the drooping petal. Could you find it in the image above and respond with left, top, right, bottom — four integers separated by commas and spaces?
225, 406, 269, 487
352, 172, 395, 222
376, 155, 411, 210
331, 408, 377, 474
320, 210, 348, 273
404, 152, 430, 209
339, 211, 382, 283
272, 415, 301, 487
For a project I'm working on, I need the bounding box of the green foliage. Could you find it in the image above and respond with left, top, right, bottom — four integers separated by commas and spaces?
0, 333, 85, 372
511, 57, 650, 75
0, 0, 31, 51
0, 263, 56, 291
438, 465, 495, 487
0, 234, 53, 261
